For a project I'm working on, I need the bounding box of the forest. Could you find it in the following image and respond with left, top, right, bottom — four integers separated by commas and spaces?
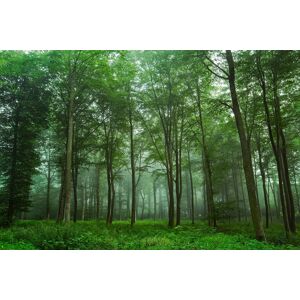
0, 50, 299, 250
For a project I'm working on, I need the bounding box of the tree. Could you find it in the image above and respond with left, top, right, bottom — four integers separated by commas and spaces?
0, 51, 50, 225
224, 50, 265, 241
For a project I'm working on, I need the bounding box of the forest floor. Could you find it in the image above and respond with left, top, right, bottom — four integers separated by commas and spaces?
0, 220, 299, 250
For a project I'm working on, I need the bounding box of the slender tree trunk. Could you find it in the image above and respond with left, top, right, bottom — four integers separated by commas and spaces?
7, 110, 19, 225
72, 164, 78, 223
129, 112, 137, 225
240, 173, 248, 221
118, 183, 122, 220
175, 148, 182, 226
270, 176, 280, 219
175, 109, 183, 226
81, 181, 86, 220
106, 154, 112, 225
175, 155, 181, 226
95, 163, 100, 220
72, 122, 79, 222
237, 159, 247, 221
203, 179, 207, 219
166, 151, 175, 227
226, 50, 265, 241
159, 184, 163, 219
141, 191, 145, 220
232, 163, 241, 222
253, 154, 260, 201
46, 153, 51, 220
280, 128, 296, 232
63, 89, 75, 222
186, 171, 191, 219
104, 124, 115, 225
126, 181, 131, 219
108, 161, 115, 225
147, 191, 151, 219
266, 176, 273, 223
153, 180, 157, 221
57, 164, 65, 223
187, 147, 195, 224
196, 83, 216, 227
256, 136, 270, 228
256, 52, 295, 235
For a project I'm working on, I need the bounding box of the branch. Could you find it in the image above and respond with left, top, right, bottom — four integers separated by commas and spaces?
203, 61, 228, 80
205, 55, 229, 77
218, 100, 233, 110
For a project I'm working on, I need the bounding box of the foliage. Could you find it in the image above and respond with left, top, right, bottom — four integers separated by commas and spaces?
0, 220, 298, 250
0, 51, 51, 224
0, 50, 300, 243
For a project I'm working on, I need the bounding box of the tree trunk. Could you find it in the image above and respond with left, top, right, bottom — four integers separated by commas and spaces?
240, 172, 248, 221
108, 158, 115, 225
196, 82, 216, 227
153, 180, 157, 221
118, 183, 122, 220
256, 52, 295, 235
129, 112, 137, 225
7, 109, 19, 225
159, 184, 163, 219
231, 163, 241, 222
167, 167, 175, 227
226, 50, 265, 241
106, 152, 112, 225
141, 191, 145, 220
72, 163, 78, 223
57, 163, 65, 223
256, 135, 270, 228
81, 180, 87, 221
175, 109, 183, 226
95, 163, 100, 220
187, 147, 195, 224
46, 157, 51, 220
63, 90, 74, 222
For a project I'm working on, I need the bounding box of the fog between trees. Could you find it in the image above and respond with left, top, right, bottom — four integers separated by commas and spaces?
0, 50, 299, 241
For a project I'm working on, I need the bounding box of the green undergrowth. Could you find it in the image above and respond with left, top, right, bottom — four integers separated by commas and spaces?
0, 220, 299, 250
216, 221, 300, 247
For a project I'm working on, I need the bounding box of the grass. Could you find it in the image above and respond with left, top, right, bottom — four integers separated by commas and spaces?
0, 220, 299, 250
